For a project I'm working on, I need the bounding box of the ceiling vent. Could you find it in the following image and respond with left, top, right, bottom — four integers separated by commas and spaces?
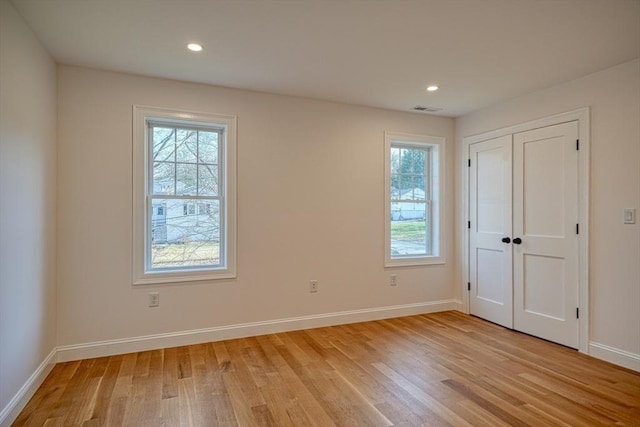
412, 105, 443, 113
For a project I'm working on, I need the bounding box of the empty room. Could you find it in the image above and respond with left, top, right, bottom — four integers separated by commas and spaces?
1, 0, 639, 425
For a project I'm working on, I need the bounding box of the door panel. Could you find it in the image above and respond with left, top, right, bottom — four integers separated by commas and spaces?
469, 135, 512, 328
522, 137, 566, 237
476, 248, 506, 304
523, 254, 565, 320
513, 121, 579, 348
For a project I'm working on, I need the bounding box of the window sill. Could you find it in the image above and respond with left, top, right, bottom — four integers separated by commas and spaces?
133, 268, 236, 285
385, 256, 445, 268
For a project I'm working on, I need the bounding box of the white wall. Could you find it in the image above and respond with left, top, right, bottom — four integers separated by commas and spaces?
456, 59, 640, 363
0, 0, 57, 422
56, 66, 456, 348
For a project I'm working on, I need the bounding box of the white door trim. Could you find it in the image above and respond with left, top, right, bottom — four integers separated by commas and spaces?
461, 108, 590, 354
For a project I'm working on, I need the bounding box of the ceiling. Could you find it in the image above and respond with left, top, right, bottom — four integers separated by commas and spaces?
10, 0, 640, 117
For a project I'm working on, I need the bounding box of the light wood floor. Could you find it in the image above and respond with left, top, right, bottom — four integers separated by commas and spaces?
14, 311, 640, 426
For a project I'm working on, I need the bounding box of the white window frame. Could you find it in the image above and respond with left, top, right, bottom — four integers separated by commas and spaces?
133, 105, 237, 284
384, 132, 445, 267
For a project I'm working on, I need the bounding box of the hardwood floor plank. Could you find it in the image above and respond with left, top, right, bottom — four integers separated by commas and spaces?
62, 376, 100, 426
371, 361, 473, 426
251, 404, 277, 427
456, 399, 514, 427
88, 354, 123, 423
520, 403, 573, 427
101, 395, 127, 427
41, 417, 66, 427
178, 377, 197, 426
225, 348, 266, 409
189, 349, 218, 426
177, 345, 193, 380
132, 350, 151, 377
141, 349, 164, 421
50, 359, 95, 420
205, 344, 238, 426
518, 372, 638, 425
159, 395, 180, 426
12, 362, 78, 426
162, 347, 179, 400
331, 342, 448, 421
441, 378, 529, 427
222, 371, 259, 426
255, 336, 335, 427
14, 311, 640, 426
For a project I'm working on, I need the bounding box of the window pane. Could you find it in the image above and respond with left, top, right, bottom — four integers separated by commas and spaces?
176, 129, 198, 163
412, 149, 425, 174
391, 184, 400, 200
399, 175, 413, 196
413, 176, 426, 200
176, 163, 197, 195
412, 175, 426, 199
390, 147, 400, 174
390, 203, 428, 256
152, 127, 175, 162
403, 150, 412, 173
199, 131, 218, 164
198, 164, 218, 196
151, 198, 220, 268
198, 202, 212, 215
153, 162, 175, 195
391, 173, 400, 194
405, 148, 423, 174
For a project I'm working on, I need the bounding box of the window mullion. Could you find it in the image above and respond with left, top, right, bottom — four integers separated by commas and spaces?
218, 129, 225, 265
425, 148, 432, 255
173, 128, 178, 195
218, 130, 224, 198
196, 130, 200, 196
151, 195, 219, 202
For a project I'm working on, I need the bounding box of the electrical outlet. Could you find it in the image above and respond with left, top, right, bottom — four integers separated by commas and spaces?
390, 274, 397, 286
309, 280, 318, 293
624, 208, 636, 224
148, 292, 159, 307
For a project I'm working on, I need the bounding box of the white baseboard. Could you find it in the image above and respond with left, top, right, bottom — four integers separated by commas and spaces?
589, 341, 640, 372
450, 299, 463, 312
57, 299, 461, 362
0, 348, 57, 427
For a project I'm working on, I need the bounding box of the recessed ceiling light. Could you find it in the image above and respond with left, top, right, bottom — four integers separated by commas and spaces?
426, 85, 439, 92
187, 43, 203, 52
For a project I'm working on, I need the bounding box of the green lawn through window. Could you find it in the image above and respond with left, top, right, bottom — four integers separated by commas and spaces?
391, 221, 426, 242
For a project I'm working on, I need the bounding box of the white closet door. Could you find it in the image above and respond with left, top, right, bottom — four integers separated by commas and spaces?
469, 135, 513, 328
513, 121, 579, 348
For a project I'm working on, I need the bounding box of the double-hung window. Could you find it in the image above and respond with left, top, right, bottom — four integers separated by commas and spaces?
384, 132, 444, 266
133, 106, 237, 284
